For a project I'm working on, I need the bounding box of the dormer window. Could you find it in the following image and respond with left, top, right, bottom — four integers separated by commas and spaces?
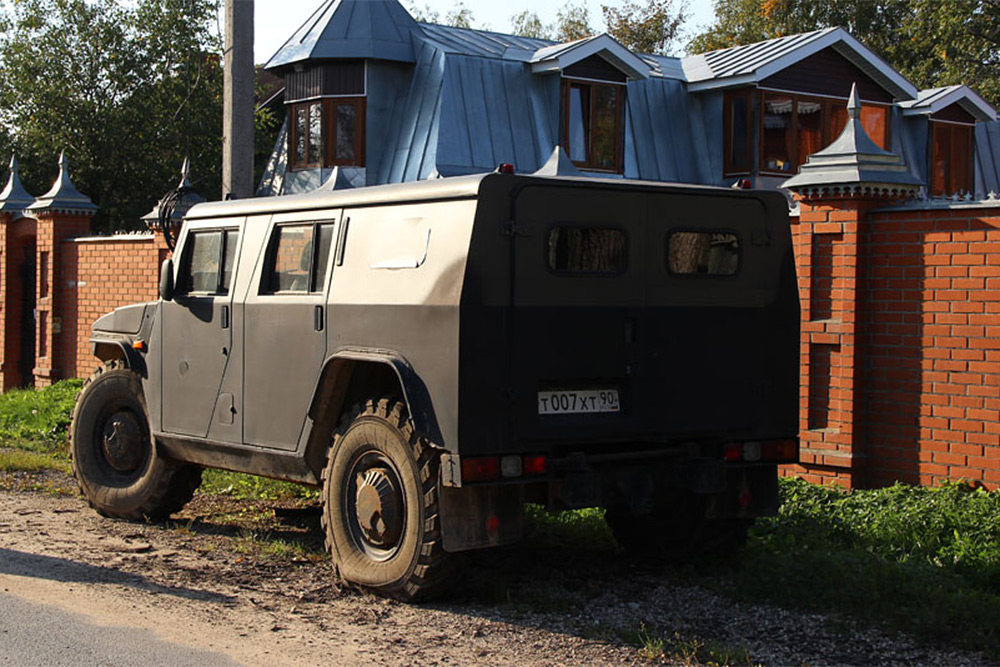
724, 88, 890, 177
929, 111, 975, 196
286, 62, 366, 171
563, 79, 625, 172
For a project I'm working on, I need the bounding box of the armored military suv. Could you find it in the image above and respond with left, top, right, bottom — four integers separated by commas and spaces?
72, 171, 800, 600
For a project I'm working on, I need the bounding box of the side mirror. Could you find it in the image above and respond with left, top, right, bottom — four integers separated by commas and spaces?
159, 258, 175, 301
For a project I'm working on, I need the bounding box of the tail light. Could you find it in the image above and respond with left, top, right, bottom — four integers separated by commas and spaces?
462, 457, 500, 482
460, 454, 548, 482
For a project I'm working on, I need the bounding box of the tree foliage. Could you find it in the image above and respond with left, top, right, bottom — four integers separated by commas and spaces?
690, 0, 1000, 108
406, 1, 476, 28
555, 2, 594, 42
602, 0, 688, 55
0, 0, 223, 232
445, 1, 475, 28
510, 10, 552, 39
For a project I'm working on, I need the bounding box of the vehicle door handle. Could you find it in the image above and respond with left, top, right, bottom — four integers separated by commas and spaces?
221, 305, 230, 329
314, 305, 324, 332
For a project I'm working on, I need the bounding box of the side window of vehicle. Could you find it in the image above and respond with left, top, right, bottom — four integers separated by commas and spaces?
178, 229, 240, 295
546, 226, 628, 275
264, 222, 336, 294
667, 231, 740, 276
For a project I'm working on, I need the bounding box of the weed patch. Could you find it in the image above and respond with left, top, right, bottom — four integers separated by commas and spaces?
624, 622, 755, 665
200, 470, 318, 502
734, 478, 1000, 656
0, 448, 70, 474
0, 379, 82, 452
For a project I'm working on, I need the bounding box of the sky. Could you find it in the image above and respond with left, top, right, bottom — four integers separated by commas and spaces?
251, 0, 717, 64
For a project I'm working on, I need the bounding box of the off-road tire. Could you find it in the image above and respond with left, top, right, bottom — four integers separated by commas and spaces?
71, 360, 202, 520
605, 492, 750, 563
322, 398, 452, 601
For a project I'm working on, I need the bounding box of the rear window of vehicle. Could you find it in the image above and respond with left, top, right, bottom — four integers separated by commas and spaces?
546, 227, 627, 275
667, 231, 740, 276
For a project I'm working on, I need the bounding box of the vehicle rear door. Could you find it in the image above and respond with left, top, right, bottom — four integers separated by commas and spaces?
508, 183, 792, 445
242, 212, 340, 450
508, 184, 646, 444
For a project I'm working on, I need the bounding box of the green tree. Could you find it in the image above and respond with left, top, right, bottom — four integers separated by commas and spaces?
602, 0, 688, 55
0, 0, 223, 232
555, 1, 594, 42
510, 10, 552, 39
689, 0, 1000, 108
445, 1, 475, 28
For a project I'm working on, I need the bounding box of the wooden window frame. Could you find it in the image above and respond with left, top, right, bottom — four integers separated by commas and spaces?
724, 89, 754, 176
756, 90, 891, 176
288, 97, 366, 172
929, 120, 975, 196
561, 78, 626, 174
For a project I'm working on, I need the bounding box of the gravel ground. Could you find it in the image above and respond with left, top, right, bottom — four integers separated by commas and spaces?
0, 470, 994, 666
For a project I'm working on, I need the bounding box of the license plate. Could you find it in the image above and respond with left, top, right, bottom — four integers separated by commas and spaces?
538, 389, 620, 415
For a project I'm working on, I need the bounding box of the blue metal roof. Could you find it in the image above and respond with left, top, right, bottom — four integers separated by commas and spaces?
416, 22, 554, 59
682, 27, 917, 100
899, 86, 996, 121
265, 0, 419, 68
257, 0, 998, 199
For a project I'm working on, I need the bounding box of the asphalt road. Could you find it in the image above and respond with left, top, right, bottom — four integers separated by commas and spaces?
0, 591, 238, 667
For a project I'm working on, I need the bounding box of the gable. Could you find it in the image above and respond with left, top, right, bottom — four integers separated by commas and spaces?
933, 103, 978, 124
564, 55, 628, 84
760, 48, 894, 103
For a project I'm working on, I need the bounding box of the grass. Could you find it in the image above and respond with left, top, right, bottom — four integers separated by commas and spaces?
0, 379, 82, 452
733, 478, 1000, 657
0, 448, 70, 473
625, 622, 755, 666
199, 469, 318, 501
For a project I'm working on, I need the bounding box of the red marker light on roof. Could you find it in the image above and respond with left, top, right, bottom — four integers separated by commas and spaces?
497, 163, 515, 174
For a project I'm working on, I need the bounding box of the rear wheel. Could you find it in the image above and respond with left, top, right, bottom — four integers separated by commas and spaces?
71, 360, 201, 520
322, 398, 452, 601
605, 492, 749, 562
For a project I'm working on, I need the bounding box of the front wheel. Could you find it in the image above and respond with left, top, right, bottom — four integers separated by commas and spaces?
71, 360, 201, 520
322, 398, 452, 601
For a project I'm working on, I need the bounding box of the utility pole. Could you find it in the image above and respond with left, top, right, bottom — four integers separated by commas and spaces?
223, 0, 254, 199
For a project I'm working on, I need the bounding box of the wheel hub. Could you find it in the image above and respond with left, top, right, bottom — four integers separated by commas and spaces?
354, 467, 403, 549
100, 410, 145, 473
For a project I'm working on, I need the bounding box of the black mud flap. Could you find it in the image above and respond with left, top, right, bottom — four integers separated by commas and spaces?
439, 484, 524, 552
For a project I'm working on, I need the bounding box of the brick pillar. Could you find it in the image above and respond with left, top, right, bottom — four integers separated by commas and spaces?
24, 152, 98, 387
32, 210, 91, 386
782, 84, 922, 487
792, 195, 881, 487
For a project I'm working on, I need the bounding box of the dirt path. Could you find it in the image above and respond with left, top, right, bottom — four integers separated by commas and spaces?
0, 483, 989, 666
